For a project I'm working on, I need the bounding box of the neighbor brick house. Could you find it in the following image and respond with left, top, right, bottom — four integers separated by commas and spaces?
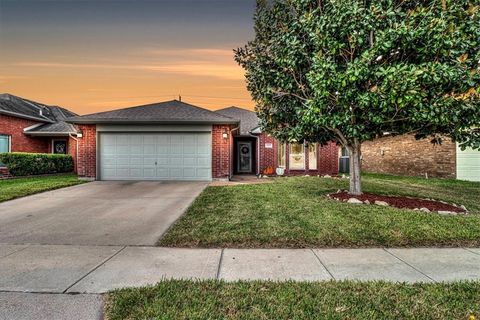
0, 94, 80, 173
67, 100, 339, 181
359, 134, 480, 181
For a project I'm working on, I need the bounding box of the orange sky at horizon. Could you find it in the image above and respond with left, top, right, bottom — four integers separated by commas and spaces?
0, 0, 257, 115
0, 47, 255, 115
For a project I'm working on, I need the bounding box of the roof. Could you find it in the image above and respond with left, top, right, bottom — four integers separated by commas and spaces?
215, 106, 260, 135
0, 93, 79, 136
67, 100, 238, 125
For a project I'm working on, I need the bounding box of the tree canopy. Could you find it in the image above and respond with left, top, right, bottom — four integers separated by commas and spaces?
235, 0, 480, 194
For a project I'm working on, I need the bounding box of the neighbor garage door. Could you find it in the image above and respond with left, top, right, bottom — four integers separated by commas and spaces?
99, 133, 211, 181
457, 144, 480, 182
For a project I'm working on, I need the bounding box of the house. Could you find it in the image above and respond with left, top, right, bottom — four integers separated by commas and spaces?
67, 100, 339, 181
0, 94, 79, 170
360, 134, 480, 182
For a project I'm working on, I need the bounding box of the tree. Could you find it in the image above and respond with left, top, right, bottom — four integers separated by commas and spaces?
235, 0, 480, 195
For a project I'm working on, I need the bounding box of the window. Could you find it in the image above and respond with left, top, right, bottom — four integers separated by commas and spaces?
277, 143, 286, 168
308, 143, 317, 170
0, 135, 10, 153
289, 143, 305, 170
52, 140, 67, 154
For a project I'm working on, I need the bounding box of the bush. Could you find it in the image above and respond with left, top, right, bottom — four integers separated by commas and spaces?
0, 153, 74, 176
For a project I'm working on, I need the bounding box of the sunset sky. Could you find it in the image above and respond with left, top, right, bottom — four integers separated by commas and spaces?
0, 0, 256, 115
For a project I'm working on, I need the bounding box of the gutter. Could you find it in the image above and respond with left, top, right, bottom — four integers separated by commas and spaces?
65, 119, 239, 125
69, 133, 79, 174
23, 132, 77, 136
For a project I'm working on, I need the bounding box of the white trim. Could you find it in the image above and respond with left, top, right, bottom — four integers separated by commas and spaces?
23, 123, 44, 132
308, 143, 318, 170
96, 124, 212, 132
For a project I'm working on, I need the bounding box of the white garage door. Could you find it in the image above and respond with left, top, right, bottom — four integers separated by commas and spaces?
457, 144, 480, 182
99, 133, 212, 181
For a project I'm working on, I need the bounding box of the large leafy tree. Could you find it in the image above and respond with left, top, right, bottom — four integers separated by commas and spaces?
235, 0, 480, 195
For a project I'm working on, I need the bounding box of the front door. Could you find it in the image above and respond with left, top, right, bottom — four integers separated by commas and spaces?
237, 141, 252, 173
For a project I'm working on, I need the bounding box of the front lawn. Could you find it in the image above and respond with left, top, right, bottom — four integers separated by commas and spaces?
106, 280, 480, 320
0, 174, 85, 202
159, 174, 480, 248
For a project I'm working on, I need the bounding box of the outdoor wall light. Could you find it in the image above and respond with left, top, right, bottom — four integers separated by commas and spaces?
76, 130, 83, 138
222, 129, 228, 139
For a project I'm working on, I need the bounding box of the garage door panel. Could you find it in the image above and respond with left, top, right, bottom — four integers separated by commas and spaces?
183, 157, 196, 166
116, 145, 129, 154
102, 145, 116, 154
104, 133, 211, 181
197, 157, 210, 166
170, 168, 183, 177
100, 132, 211, 181
197, 145, 210, 154
155, 168, 169, 178
197, 168, 210, 178
131, 145, 144, 154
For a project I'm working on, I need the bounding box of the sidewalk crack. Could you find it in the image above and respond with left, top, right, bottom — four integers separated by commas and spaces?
383, 248, 436, 282
62, 246, 127, 294
310, 249, 335, 280
463, 248, 480, 256
216, 249, 225, 280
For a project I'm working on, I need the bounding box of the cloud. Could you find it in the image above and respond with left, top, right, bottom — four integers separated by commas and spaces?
13, 48, 243, 80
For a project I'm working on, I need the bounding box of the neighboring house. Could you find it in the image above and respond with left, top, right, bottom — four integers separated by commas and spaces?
360, 134, 480, 182
0, 94, 80, 170
67, 101, 339, 181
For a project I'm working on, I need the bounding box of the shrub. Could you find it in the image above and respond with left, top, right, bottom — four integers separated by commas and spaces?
0, 153, 74, 176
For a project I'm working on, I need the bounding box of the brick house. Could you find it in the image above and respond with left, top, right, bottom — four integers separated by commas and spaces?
0, 94, 79, 173
359, 134, 480, 181
67, 100, 339, 181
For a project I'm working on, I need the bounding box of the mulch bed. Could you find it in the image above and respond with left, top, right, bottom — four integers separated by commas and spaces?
329, 191, 467, 213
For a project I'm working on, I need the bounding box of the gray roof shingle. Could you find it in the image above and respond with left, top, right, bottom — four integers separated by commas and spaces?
67, 100, 237, 124
215, 106, 260, 135
0, 93, 79, 135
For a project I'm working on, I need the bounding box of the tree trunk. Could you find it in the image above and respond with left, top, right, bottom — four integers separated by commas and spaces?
348, 142, 362, 195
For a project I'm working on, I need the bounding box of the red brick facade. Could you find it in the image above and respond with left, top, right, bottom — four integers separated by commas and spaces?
258, 133, 277, 173
76, 124, 97, 178
361, 134, 456, 178
73, 124, 340, 180
0, 114, 78, 173
0, 114, 49, 153
212, 124, 235, 179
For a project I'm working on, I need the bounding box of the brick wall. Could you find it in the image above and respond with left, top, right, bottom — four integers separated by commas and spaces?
318, 142, 339, 175
77, 124, 96, 178
212, 124, 234, 179
361, 134, 456, 178
258, 133, 277, 173
0, 114, 49, 152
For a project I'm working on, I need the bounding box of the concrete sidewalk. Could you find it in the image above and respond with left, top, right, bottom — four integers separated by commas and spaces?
1, 244, 480, 294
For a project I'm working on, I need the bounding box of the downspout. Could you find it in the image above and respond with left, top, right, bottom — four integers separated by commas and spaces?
69, 133, 79, 174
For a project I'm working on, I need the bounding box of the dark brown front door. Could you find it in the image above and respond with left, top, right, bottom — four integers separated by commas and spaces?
237, 141, 253, 173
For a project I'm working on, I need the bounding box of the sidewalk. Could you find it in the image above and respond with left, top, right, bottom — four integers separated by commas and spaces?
1, 244, 479, 294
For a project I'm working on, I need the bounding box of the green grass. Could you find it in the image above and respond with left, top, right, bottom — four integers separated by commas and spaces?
159, 173, 480, 248
0, 174, 85, 202
106, 280, 480, 320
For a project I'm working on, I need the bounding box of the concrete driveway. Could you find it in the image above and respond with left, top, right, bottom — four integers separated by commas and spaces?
0, 181, 207, 246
